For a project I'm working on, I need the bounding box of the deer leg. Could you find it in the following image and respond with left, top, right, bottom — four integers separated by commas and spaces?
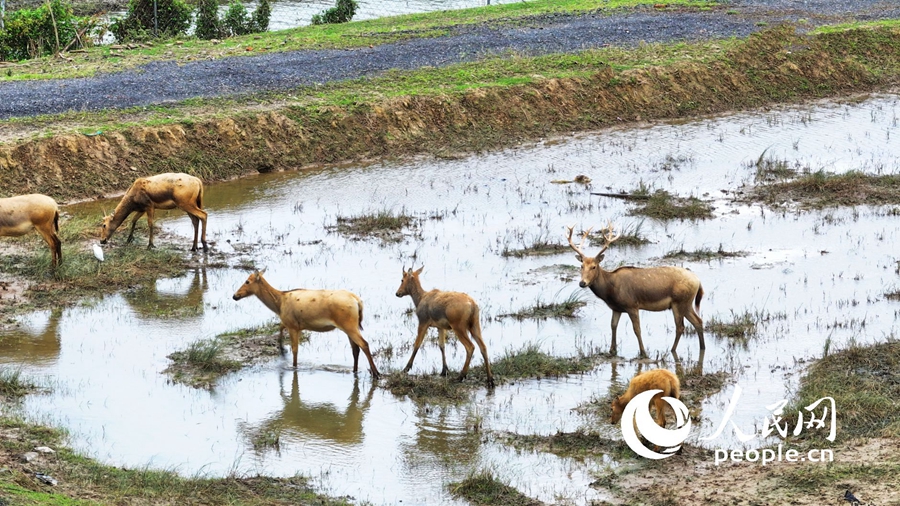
626, 310, 647, 358
671, 306, 686, 353
653, 395, 667, 427
346, 329, 379, 379
347, 337, 361, 373
610, 311, 622, 355
437, 328, 449, 377
181, 205, 209, 252
145, 207, 156, 249
685, 309, 705, 351
469, 316, 494, 388
35, 224, 61, 269
288, 327, 302, 368
278, 324, 286, 355
126, 211, 144, 244
188, 215, 200, 252
403, 323, 430, 374
451, 323, 476, 382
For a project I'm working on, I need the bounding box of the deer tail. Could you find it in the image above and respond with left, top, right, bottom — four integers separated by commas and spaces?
357, 298, 364, 331
694, 284, 704, 312
196, 182, 204, 210
54, 210, 59, 233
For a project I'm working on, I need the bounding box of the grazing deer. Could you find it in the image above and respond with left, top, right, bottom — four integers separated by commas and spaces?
610, 368, 681, 427
100, 173, 208, 252
232, 270, 379, 378
395, 266, 495, 388
566, 223, 704, 357
0, 194, 62, 268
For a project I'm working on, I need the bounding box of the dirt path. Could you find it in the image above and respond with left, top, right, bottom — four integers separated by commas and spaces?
0, 0, 898, 120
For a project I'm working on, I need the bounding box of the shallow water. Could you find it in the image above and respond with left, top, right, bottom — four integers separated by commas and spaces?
3, 93, 900, 504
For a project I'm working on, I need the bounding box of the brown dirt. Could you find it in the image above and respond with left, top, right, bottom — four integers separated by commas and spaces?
1, 26, 899, 202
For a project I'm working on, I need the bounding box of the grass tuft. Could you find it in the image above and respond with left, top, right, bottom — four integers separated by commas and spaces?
498, 291, 586, 320
0, 368, 38, 398
449, 469, 542, 506
628, 189, 714, 220
748, 170, 900, 209
663, 244, 747, 261
329, 208, 416, 242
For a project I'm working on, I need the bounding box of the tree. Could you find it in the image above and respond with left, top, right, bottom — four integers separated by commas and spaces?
194, 0, 223, 40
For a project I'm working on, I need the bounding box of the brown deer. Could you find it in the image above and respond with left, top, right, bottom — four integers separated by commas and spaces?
100, 173, 208, 252
0, 194, 62, 268
610, 368, 680, 427
232, 270, 379, 378
395, 266, 495, 388
566, 223, 704, 358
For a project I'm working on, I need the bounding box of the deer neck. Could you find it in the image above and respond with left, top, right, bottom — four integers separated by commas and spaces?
407, 278, 426, 307
108, 198, 140, 233
589, 268, 616, 300
253, 277, 285, 316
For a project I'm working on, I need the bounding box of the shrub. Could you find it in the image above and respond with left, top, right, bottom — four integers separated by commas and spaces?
311, 0, 358, 25
194, 0, 223, 40
251, 0, 271, 32
222, 0, 252, 36
0, 0, 88, 61
110, 0, 192, 42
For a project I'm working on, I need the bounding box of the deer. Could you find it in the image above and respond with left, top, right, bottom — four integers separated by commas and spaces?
566, 223, 704, 358
232, 270, 379, 378
395, 266, 495, 389
100, 173, 208, 252
0, 194, 62, 268
610, 368, 681, 427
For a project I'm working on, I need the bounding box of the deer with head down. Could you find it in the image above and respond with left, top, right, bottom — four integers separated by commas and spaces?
0, 194, 62, 268
233, 270, 379, 378
566, 223, 704, 358
395, 266, 495, 388
100, 173, 208, 252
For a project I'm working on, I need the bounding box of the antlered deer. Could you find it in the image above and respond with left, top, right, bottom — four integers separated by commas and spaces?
100, 173, 208, 252
610, 368, 680, 427
233, 270, 379, 378
395, 266, 495, 388
567, 223, 704, 358
0, 194, 62, 268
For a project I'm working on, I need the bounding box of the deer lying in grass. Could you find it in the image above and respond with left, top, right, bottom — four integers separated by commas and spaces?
610, 368, 681, 427
567, 223, 704, 358
233, 270, 379, 377
0, 194, 62, 268
100, 173, 208, 252
395, 266, 494, 388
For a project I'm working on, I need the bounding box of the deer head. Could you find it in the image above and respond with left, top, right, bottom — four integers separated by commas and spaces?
566, 222, 620, 288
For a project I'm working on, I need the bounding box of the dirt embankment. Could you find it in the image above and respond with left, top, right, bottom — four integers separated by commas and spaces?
2, 25, 899, 203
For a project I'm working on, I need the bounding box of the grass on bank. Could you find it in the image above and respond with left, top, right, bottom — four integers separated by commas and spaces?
449, 469, 542, 506
663, 244, 747, 261
627, 189, 715, 220
0, 416, 350, 506
748, 170, 900, 209
1, 0, 719, 82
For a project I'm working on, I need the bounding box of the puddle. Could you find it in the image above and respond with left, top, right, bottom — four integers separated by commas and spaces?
2, 93, 900, 504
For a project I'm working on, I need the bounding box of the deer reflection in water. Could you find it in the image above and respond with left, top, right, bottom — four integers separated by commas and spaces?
123, 268, 208, 321
0, 307, 63, 366
241, 370, 375, 453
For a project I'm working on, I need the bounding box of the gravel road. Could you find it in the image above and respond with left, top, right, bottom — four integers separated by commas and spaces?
0, 0, 898, 120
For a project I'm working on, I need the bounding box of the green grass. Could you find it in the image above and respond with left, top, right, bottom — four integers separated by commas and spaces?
589, 220, 651, 248
748, 170, 900, 209
0, 368, 38, 398
628, 189, 715, 220
486, 343, 598, 380
501, 240, 569, 258
0, 0, 719, 82
330, 208, 416, 242
784, 340, 900, 442
663, 244, 747, 261
751, 148, 800, 182
449, 469, 542, 506
498, 291, 587, 320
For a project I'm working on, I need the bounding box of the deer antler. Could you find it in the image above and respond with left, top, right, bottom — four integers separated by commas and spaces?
565, 224, 593, 258
596, 220, 620, 256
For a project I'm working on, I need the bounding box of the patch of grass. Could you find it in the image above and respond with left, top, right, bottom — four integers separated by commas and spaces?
750, 149, 801, 182
784, 340, 900, 442
449, 469, 542, 506
498, 291, 586, 320
776, 460, 900, 495
381, 371, 473, 402
663, 244, 747, 261
0, 368, 38, 398
501, 240, 569, 258
885, 289, 900, 301
329, 208, 416, 242
628, 189, 714, 220
485, 344, 598, 380
589, 220, 651, 248
748, 170, 900, 209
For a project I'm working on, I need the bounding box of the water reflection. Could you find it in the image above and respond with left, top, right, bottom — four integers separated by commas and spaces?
0, 307, 63, 366
243, 370, 375, 452
122, 268, 208, 321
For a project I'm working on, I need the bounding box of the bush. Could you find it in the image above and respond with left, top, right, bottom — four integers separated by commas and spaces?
110, 0, 192, 42
311, 0, 358, 25
0, 0, 88, 61
222, 0, 252, 36
251, 0, 271, 32
194, 0, 223, 40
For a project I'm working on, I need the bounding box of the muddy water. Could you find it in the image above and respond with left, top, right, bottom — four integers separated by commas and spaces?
3, 93, 900, 504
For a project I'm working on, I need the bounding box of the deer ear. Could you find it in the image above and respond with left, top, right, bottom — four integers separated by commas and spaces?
596, 253, 605, 262
574, 254, 583, 263
414, 266, 424, 275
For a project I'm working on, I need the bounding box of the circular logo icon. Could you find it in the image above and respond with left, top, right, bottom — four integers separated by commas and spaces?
620, 389, 691, 459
